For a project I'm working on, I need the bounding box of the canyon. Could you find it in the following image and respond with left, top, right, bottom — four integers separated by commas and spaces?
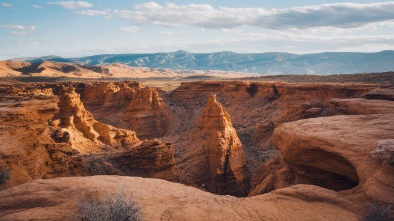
0, 77, 393, 220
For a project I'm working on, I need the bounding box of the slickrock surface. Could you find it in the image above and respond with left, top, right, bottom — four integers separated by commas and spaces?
250, 87, 394, 207
177, 94, 249, 196
77, 82, 170, 139
0, 176, 361, 221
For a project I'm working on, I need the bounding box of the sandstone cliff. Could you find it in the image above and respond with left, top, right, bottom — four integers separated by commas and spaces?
178, 94, 249, 196
0, 93, 85, 189
249, 87, 394, 208
77, 82, 170, 139
53, 86, 140, 153
167, 81, 375, 172
85, 139, 177, 182
0, 83, 177, 190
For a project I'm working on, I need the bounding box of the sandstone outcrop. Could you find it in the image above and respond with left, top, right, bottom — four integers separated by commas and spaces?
85, 139, 177, 182
0, 95, 85, 189
251, 114, 394, 198
168, 81, 375, 171
362, 87, 394, 101
178, 94, 249, 196
250, 87, 394, 207
53, 86, 140, 153
0, 176, 362, 221
77, 82, 170, 139
0, 83, 178, 190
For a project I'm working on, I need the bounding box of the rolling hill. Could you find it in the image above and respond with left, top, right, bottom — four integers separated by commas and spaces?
17, 50, 394, 75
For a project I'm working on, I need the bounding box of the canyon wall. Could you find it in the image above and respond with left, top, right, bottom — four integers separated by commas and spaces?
2, 80, 388, 200
0, 83, 177, 189
53, 86, 140, 153
76, 82, 171, 139
166, 81, 375, 171
177, 94, 249, 196
0, 92, 85, 189
249, 87, 394, 207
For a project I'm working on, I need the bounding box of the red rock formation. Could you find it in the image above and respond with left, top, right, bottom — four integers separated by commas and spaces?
53, 86, 140, 153
0, 84, 177, 189
250, 88, 394, 206
86, 139, 177, 182
178, 94, 249, 196
76, 82, 169, 139
168, 81, 375, 172
0, 176, 362, 221
0, 95, 85, 189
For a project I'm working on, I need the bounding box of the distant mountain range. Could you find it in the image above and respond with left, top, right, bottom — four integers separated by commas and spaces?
15, 50, 394, 75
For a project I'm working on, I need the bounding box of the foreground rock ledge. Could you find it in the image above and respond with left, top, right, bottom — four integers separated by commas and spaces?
0, 176, 360, 221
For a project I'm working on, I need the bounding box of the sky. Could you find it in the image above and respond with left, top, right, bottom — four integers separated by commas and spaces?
1, 0, 394, 59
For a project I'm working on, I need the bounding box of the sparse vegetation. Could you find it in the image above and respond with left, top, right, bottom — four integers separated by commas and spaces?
362, 200, 393, 221
76, 192, 142, 221
0, 169, 10, 185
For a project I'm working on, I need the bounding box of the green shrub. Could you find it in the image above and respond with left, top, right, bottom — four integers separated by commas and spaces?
76, 192, 142, 221
0, 169, 10, 185
363, 200, 393, 221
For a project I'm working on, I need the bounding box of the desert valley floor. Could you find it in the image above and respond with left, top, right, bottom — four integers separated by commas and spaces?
0, 73, 393, 220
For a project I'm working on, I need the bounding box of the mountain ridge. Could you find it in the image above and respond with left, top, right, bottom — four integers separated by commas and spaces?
11, 50, 394, 75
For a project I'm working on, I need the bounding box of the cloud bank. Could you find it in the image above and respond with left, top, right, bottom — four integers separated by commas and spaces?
1, 3, 13, 8
48, 1, 92, 10
78, 1, 394, 29
0, 25, 36, 30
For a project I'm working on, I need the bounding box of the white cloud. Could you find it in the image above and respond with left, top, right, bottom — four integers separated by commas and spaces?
47, 1, 93, 10
159, 31, 173, 35
119, 26, 139, 33
76, 10, 107, 16
10, 31, 27, 35
78, 2, 394, 30
18, 41, 40, 45
222, 28, 243, 34
1, 3, 13, 7
33, 4, 43, 9
0, 25, 36, 30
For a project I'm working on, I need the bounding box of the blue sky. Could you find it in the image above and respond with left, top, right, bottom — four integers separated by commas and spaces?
1, 1, 394, 59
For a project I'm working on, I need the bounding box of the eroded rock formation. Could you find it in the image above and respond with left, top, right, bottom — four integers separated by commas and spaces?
178, 94, 249, 196
250, 87, 394, 207
0, 176, 362, 221
53, 86, 140, 153
85, 139, 177, 182
0, 94, 85, 189
0, 83, 175, 189
167, 81, 375, 172
76, 82, 170, 139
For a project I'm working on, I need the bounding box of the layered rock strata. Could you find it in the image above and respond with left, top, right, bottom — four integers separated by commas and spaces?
178, 94, 249, 196
250, 87, 394, 207
0, 84, 176, 189
76, 82, 170, 139
86, 139, 177, 182
0, 95, 85, 189
53, 86, 140, 153
167, 81, 375, 172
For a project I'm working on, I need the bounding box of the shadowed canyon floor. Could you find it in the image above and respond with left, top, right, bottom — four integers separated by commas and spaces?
0, 78, 393, 220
